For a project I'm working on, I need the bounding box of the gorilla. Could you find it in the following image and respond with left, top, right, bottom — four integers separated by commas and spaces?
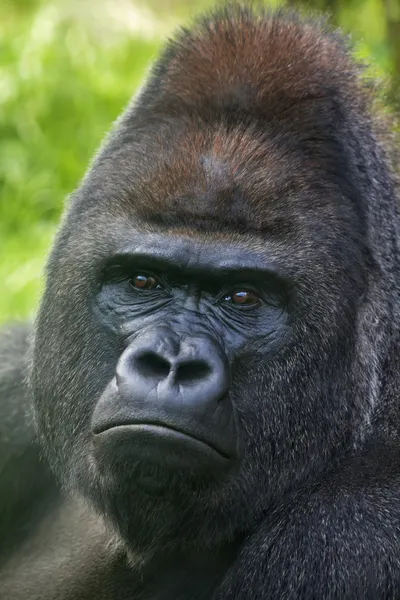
1, 4, 400, 599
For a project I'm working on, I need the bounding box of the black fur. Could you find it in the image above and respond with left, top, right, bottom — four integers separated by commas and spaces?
1, 4, 400, 599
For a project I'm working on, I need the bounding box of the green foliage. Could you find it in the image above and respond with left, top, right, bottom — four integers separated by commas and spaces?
0, 0, 397, 324
0, 2, 160, 322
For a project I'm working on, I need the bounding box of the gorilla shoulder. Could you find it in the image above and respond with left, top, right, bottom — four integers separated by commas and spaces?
0, 325, 58, 560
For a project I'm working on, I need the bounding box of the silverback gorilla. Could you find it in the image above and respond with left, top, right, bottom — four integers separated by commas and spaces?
1, 4, 400, 599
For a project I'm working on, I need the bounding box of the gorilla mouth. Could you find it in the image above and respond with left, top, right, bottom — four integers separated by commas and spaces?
93, 421, 233, 465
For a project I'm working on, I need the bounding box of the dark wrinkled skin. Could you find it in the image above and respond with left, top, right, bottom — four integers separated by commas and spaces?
1, 4, 400, 599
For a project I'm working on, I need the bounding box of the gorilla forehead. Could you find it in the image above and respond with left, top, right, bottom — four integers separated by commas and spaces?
60, 122, 365, 290
91, 120, 350, 239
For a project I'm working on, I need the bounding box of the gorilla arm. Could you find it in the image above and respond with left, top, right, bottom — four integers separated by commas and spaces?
0, 326, 123, 599
216, 444, 400, 599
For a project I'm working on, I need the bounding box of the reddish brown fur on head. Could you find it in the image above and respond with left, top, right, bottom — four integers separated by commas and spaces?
153, 5, 364, 118
108, 5, 372, 236
130, 123, 297, 233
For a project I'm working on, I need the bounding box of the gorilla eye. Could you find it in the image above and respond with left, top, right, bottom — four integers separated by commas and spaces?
130, 274, 161, 291
225, 290, 262, 306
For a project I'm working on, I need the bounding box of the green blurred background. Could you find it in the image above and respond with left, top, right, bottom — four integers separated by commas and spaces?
1, 0, 399, 325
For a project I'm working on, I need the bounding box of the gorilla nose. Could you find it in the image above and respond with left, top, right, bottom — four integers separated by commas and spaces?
133, 351, 211, 385
115, 331, 230, 411
91, 330, 237, 461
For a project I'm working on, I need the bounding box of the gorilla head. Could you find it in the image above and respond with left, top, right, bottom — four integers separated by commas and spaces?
30, 5, 400, 562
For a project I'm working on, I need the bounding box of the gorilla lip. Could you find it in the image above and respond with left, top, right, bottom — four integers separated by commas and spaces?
93, 421, 233, 460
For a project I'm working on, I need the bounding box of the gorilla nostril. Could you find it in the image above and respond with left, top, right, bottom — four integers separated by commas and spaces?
135, 352, 171, 379
176, 360, 211, 383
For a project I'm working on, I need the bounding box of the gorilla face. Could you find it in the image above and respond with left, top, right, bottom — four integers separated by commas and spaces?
92, 234, 290, 474
33, 224, 296, 552
31, 35, 370, 555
